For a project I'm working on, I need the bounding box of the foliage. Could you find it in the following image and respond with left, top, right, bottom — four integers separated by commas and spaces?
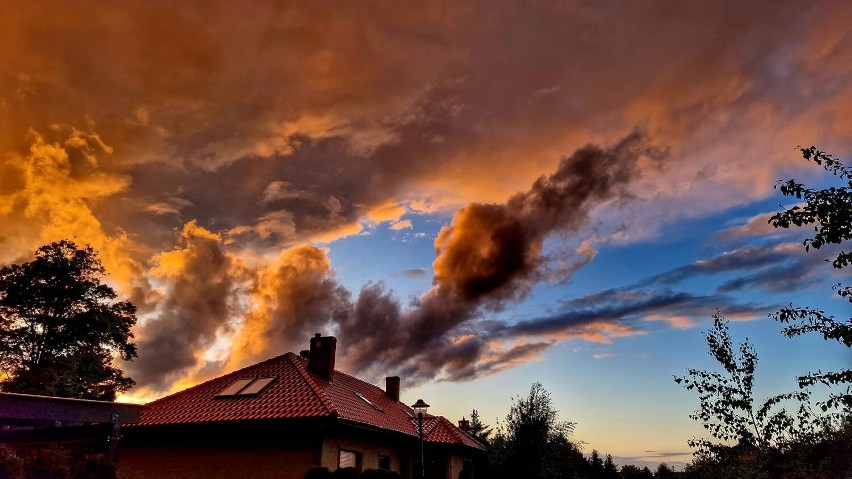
485, 382, 584, 479
467, 409, 493, 445
0, 240, 137, 400
617, 465, 653, 479
602, 455, 618, 479
0, 446, 24, 479
769, 146, 852, 410
22, 445, 71, 479
653, 463, 675, 479
0, 447, 117, 479
674, 313, 827, 454
303, 467, 403, 479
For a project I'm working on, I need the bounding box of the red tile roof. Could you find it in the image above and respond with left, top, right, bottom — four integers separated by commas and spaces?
137, 352, 483, 450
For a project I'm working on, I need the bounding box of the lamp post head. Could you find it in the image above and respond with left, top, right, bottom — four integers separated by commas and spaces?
411, 399, 430, 415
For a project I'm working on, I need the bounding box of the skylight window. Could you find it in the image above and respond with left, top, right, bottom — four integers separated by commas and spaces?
215, 378, 254, 397
354, 392, 384, 412
215, 376, 277, 398
238, 376, 276, 395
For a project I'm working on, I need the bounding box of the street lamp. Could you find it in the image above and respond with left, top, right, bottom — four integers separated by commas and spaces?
411, 399, 430, 479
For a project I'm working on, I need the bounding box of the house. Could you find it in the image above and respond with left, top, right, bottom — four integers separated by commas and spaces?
119, 334, 484, 479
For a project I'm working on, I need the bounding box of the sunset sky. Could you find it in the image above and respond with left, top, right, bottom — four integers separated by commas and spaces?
1, 0, 851, 469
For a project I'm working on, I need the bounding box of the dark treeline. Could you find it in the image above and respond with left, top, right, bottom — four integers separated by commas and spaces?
472, 380, 850, 479
472, 382, 680, 479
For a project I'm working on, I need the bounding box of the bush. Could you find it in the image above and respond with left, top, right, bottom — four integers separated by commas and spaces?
23, 446, 70, 479
0, 446, 24, 479
303, 466, 332, 479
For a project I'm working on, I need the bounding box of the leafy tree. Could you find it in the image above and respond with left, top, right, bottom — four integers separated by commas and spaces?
619, 464, 640, 479
0, 240, 136, 400
468, 409, 493, 445
486, 382, 583, 479
769, 146, 852, 410
673, 313, 825, 455
654, 463, 674, 479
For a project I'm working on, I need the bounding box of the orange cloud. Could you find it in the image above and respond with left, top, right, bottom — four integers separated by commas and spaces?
226, 245, 350, 370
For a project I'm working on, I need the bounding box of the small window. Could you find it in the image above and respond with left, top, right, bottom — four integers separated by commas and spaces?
215, 376, 278, 398
238, 376, 276, 395
379, 455, 391, 471
354, 392, 384, 412
339, 450, 362, 471
215, 378, 254, 397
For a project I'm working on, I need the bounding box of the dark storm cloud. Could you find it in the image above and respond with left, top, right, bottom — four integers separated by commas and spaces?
2, 1, 851, 396
6, 0, 850, 259
127, 222, 248, 391
330, 132, 664, 382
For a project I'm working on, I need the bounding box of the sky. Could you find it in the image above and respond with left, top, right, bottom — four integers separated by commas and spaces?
1, 0, 851, 470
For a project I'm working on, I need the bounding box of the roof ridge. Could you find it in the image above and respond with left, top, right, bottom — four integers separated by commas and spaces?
286, 352, 338, 416
314, 360, 390, 397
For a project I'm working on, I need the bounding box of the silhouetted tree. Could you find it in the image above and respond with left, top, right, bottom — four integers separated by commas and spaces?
333, 467, 359, 479
619, 464, 640, 479
638, 466, 653, 479
0, 241, 137, 400
588, 449, 604, 478
602, 454, 618, 479
654, 463, 674, 479
673, 313, 827, 456
304, 467, 333, 479
468, 409, 493, 445
486, 382, 583, 479
769, 146, 852, 410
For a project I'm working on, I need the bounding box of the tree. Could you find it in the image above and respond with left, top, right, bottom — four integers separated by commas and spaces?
654, 463, 674, 479
486, 382, 583, 479
0, 240, 137, 400
673, 313, 824, 456
588, 450, 604, 478
602, 454, 618, 479
468, 409, 493, 445
769, 146, 852, 410
619, 464, 640, 479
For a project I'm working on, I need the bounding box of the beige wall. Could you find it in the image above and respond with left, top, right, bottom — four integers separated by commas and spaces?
117, 446, 316, 479
320, 434, 404, 473
446, 454, 470, 479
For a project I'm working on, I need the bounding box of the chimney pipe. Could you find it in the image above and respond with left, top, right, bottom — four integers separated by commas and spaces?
308, 333, 336, 382
385, 376, 400, 402
458, 417, 470, 432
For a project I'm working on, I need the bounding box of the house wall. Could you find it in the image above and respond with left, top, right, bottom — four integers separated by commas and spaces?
117, 446, 317, 479
320, 433, 406, 474
446, 454, 470, 479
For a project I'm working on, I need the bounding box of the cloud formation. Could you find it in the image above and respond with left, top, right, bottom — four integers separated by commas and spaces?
0, 1, 850, 395
127, 222, 248, 391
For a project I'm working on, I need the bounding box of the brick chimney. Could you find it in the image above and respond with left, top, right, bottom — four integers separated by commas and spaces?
385, 376, 400, 401
308, 333, 336, 382
458, 417, 470, 432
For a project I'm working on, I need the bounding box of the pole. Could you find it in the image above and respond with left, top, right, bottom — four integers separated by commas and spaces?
418, 411, 425, 479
